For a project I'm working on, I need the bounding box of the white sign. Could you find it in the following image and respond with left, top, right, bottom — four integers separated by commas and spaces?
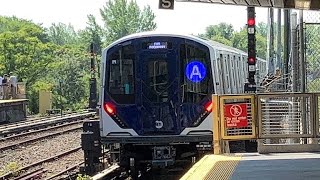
248, 27, 255, 34
248, 65, 255, 72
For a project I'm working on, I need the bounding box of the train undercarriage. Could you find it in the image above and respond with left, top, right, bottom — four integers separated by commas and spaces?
81, 121, 212, 179
107, 141, 212, 179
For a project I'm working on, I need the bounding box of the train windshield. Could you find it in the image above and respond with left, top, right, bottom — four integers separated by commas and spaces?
107, 44, 135, 104
147, 60, 169, 102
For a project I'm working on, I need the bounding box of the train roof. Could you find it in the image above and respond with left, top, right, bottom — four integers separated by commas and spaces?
105, 31, 266, 62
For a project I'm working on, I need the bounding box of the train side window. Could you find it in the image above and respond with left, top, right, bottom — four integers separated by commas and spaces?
107, 44, 135, 104
243, 56, 248, 76
232, 55, 236, 90
238, 56, 244, 92
225, 55, 230, 92
219, 54, 225, 93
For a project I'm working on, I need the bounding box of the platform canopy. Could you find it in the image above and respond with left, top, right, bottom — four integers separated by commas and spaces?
176, 0, 320, 10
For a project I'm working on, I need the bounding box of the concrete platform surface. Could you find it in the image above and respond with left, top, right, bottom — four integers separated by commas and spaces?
181, 153, 320, 180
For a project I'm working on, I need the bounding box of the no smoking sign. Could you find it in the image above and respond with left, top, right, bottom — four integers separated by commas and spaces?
224, 103, 248, 128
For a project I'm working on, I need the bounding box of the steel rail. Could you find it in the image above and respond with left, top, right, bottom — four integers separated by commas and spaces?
46, 162, 84, 180
0, 126, 82, 151
13, 168, 47, 180
0, 112, 82, 129
0, 146, 81, 180
0, 112, 95, 137
0, 121, 83, 141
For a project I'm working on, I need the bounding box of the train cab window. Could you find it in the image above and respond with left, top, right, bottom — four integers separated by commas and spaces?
107, 44, 135, 104
147, 60, 168, 102
180, 43, 212, 103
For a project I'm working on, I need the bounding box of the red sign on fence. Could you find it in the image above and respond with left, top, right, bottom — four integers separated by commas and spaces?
224, 103, 248, 128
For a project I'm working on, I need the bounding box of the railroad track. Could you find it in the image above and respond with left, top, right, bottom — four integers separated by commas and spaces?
0, 112, 95, 138
0, 111, 86, 129
0, 112, 97, 180
0, 147, 82, 180
0, 124, 82, 152
0, 121, 82, 142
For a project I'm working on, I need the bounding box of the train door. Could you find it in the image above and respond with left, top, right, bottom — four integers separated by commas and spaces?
138, 50, 180, 135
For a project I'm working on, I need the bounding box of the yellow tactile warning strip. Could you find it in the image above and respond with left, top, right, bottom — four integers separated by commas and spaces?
180, 154, 241, 180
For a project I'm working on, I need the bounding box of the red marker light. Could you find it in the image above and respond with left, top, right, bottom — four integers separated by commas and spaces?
205, 101, 213, 112
248, 57, 255, 64
104, 102, 115, 114
248, 18, 255, 26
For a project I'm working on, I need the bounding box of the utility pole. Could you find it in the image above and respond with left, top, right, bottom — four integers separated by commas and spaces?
283, 9, 291, 89
276, 9, 282, 72
59, 79, 63, 116
276, 9, 282, 90
299, 10, 307, 144
267, 8, 275, 75
291, 13, 298, 92
89, 43, 97, 111
299, 10, 306, 93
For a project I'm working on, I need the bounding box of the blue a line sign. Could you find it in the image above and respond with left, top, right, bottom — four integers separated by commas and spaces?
185, 61, 207, 83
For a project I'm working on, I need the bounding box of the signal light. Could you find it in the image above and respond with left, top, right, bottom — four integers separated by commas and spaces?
104, 102, 115, 115
205, 101, 213, 112
248, 57, 255, 64
247, 18, 255, 26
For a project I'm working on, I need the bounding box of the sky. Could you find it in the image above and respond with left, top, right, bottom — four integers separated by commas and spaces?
0, 0, 269, 34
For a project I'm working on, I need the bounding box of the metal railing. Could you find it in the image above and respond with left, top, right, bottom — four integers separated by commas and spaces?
0, 82, 26, 100
213, 92, 320, 154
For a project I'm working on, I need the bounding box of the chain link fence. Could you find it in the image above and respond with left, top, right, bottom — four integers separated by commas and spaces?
304, 11, 320, 92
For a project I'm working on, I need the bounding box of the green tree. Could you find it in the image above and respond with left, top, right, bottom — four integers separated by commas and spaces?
202, 23, 267, 59
47, 46, 90, 111
256, 22, 268, 37
0, 16, 56, 85
47, 22, 80, 46
305, 25, 320, 92
0, 16, 49, 42
0, 16, 58, 113
99, 0, 156, 44
79, 14, 103, 54
232, 27, 267, 59
205, 23, 234, 40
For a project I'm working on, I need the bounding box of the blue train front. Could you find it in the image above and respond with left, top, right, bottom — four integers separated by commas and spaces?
100, 32, 215, 170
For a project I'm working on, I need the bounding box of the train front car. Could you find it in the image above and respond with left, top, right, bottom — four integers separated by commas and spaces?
100, 32, 214, 172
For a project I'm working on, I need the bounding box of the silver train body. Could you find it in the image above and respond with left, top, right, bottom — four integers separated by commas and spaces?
99, 32, 267, 169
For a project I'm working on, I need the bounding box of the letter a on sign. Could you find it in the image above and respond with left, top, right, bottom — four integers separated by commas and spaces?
190, 65, 202, 79
159, 0, 174, 10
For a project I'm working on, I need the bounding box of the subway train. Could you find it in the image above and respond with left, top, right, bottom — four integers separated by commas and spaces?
99, 31, 267, 172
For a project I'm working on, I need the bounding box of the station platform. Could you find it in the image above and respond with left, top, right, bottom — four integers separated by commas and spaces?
181, 152, 320, 180
0, 99, 28, 123
0, 99, 28, 105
